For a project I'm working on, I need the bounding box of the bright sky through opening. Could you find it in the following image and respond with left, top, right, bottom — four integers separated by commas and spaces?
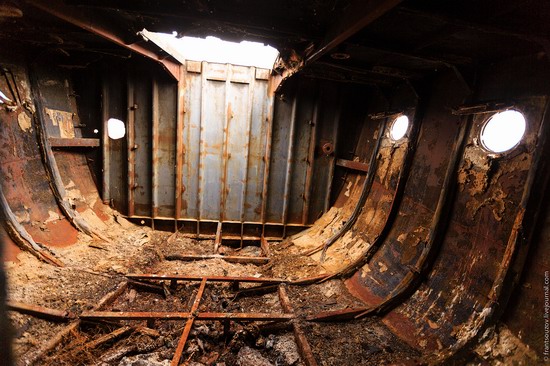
481, 110, 526, 153
148, 32, 279, 69
390, 115, 409, 140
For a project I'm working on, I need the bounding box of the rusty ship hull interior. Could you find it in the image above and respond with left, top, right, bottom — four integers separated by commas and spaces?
0, 0, 549, 365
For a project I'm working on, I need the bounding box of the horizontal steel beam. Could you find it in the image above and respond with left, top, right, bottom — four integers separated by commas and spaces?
48, 137, 100, 147
335, 159, 369, 172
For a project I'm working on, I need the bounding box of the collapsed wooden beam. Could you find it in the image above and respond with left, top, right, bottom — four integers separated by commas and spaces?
126, 274, 286, 284
171, 278, 207, 366
7, 301, 74, 322
278, 285, 318, 366
80, 311, 294, 322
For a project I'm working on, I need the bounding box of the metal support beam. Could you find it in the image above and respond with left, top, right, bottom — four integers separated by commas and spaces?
48, 138, 100, 148
171, 278, 207, 366
305, 0, 404, 64
335, 159, 369, 173
27, 0, 181, 81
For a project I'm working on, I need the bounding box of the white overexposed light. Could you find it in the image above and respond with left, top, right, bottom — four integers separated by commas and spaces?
142, 31, 279, 69
481, 110, 526, 153
390, 115, 409, 141
107, 118, 126, 140
0, 89, 11, 104
93, 128, 99, 134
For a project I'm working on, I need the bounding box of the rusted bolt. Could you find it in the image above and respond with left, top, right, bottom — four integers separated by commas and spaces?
322, 142, 334, 155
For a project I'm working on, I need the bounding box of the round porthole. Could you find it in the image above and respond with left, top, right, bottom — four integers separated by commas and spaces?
107, 118, 126, 140
480, 110, 526, 154
390, 115, 409, 141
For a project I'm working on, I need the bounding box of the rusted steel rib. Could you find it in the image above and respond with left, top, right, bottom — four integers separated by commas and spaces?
0, 186, 63, 266
171, 278, 207, 366
80, 311, 294, 322
353, 113, 472, 319
28, 69, 111, 243
278, 285, 318, 366
321, 106, 425, 282
127, 274, 286, 284
436, 100, 550, 362
7, 301, 74, 322
305, 118, 386, 261
165, 254, 269, 265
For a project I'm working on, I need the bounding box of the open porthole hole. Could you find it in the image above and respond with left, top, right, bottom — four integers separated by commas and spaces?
390, 115, 409, 141
107, 118, 126, 139
480, 110, 526, 154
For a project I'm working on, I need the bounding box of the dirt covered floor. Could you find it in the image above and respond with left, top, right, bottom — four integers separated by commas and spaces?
3, 209, 419, 366
4, 214, 535, 366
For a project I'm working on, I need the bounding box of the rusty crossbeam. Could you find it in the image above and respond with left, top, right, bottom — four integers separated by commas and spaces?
126, 274, 286, 284
165, 254, 270, 265
80, 311, 294, 322
7, 301, 74, 322
171, 278, 207, 366
351, 112, 472, 319
278, 285, 318, 366
335, 159, 370, 173
48, 137, 100, 148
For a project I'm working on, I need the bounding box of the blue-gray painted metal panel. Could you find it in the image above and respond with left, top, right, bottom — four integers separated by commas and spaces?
266, 94, 295, 223
156, 79, 177, 217
288, 82, 315, 224
223, 70, 253, 221
181, 71, 202, 219
199, 74, 225, 220
244, 76, 270, 222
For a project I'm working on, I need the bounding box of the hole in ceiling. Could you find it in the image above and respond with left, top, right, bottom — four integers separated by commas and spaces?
141, 30, 279, 69
107, 118, 126, 140
480, 110, 526, 153
390, 115, 409, 141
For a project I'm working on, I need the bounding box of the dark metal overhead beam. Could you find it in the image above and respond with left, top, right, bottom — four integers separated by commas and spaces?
305, 0, 404, 64
26, 0, 181, 80
399, 7, 548, 44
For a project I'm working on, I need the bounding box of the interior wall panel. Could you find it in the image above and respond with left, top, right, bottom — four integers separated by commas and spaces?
105, 62, 347, 237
